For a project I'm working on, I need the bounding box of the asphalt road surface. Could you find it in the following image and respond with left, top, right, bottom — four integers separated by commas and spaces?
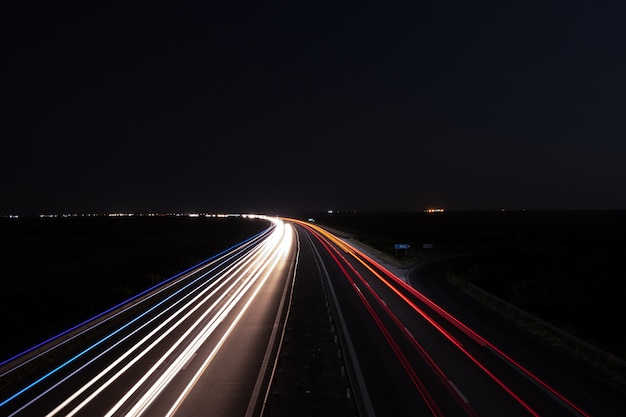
1, 217, 295, 417
2, 217, 624, 416
284, 219, 626, 416
407, 259, 626, 417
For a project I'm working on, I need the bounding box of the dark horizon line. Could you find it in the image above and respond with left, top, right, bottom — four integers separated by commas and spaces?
3, 207, 626, 219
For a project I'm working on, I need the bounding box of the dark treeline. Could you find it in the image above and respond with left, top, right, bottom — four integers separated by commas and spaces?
0, 216, 270, 361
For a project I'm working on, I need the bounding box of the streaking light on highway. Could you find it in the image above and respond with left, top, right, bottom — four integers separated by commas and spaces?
1, 216, 282, 415
29, 216, 290, 417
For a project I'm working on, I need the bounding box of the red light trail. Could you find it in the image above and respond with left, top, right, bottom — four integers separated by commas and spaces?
291, 218, 591, 417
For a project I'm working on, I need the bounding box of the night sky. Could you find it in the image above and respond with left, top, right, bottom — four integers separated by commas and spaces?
3, 1, 626, 215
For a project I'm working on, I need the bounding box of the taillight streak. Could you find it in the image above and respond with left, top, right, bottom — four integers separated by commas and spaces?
310, 229, 445, 417
295, 219, 591, 417
351, 245, 591, 417
107, 223, 293, 417
3, 237, 265, 412
316, 228, 483, 416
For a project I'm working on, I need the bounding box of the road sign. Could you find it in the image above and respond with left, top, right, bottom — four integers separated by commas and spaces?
394, 243, 410, 249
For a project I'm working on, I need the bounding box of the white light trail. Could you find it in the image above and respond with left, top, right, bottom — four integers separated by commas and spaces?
13, 232, 266, 417
115, 221, 291, 417
41, 217, 287, 417
165, 223, 293, 417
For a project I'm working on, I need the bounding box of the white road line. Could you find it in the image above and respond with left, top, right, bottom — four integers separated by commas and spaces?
448, 380, 470, 404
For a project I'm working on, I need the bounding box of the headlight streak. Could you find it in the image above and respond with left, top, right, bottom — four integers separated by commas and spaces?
42, 228, 279, 417
164, 224, 294, 417
293, 219, 591, 417
3, 225, 271, 414
254, 226, 301, 417
3, 217, 284, 416
311, 229, 539, 416
106, 222, 290, 417
57, 219, 284, 416
0, 224, 274, 373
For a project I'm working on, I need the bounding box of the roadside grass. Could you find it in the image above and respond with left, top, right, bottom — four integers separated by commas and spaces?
447, 247, 626, 355
450, 269, 626, 389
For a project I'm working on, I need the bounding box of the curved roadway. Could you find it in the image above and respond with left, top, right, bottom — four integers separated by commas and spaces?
289, 219, 626, 416
1, 217, 295, 417
2, 218, 624, 416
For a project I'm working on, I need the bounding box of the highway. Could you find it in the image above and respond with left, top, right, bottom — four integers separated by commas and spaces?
2, 217, 624, 416
407, 259, 626, 417
0, 216, 297, 417
288, 219, 626, 417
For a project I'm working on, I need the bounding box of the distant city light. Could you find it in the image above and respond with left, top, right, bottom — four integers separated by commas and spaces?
5, 211, 266, 219
424, 208, 445, 213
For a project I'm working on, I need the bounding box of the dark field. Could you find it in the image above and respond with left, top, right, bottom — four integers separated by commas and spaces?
0, 216, 270, 362
3, 211, 625, 371
313, 210, 626, 362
